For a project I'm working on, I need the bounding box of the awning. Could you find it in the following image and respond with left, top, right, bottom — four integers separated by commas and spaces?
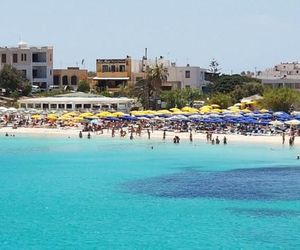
93, 77, 130, 80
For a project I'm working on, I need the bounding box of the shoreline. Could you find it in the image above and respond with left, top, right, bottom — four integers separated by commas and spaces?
0, 127, 291, 146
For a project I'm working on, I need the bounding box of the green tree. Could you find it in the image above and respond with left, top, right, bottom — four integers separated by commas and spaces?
208, 92, 233, 109
131, 79, 154, 109
262, 87, 300, 112
209, 59, 221, 74
208, 74, 259, 94
77, 80, 90, 93
160, 88, 204, 109
0, 64, 30, 96
231, 82, 264, 103
132, 63, 168, 109
147, 63, 168, 109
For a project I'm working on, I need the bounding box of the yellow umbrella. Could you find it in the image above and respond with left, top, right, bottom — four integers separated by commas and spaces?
260, 109, 269, 113
96, 111, 112, 117
242, 109, 252, 113
211, 108, 222, 113
79, 112, 94, 118
31, 114, 41, 119
157, 109, 172, 114
211, 104, 220, 108
234, 103, 242, 107
201, 105, 212, 109
112, 112, 126, 117
170, 108, 181, 112
65, 111, 79, 117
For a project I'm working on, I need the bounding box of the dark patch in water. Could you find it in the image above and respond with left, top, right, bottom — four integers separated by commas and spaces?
123, 167, 300, 201
227, 208, 300, 217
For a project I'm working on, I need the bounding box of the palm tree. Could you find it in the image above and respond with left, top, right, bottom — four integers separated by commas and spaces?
131, 63, 168, 110
146, 63, 168, 109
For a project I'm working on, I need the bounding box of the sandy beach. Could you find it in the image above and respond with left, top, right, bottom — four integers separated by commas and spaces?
0, 126, 291, 146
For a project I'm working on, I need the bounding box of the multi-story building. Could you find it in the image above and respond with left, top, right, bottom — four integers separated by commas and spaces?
53, 67, 88, 90
94, 54, 211, 93
93, 55, 170, 93
165, 63, 209, 91
0, 42, 53, 89
256, 62, 300, 90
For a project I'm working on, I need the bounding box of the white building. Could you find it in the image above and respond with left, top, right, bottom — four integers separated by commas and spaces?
0, 42, 53, 90
256, 62, 300, 90
165, 63, 209, 90
18, 92, 134, 112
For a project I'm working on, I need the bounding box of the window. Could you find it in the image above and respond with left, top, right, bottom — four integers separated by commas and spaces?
111, 65, 116, 72
42, 104, 49, 109
50, 104, 57, 109
102, 65, 109, 72
21, 53, 27, 62
75, 104, 82, 109
185, 70, 190, 78
66, 104, 72, 109
13, 54, 18, 63
1, 54, 7, 63
71, 75, 78, 85
53, 75, 60, 85
50, 53, 52, 62
58, 104, 65, 109
83, 104, 91, 109
119, 65, 126, 72
62, 75, 68, 85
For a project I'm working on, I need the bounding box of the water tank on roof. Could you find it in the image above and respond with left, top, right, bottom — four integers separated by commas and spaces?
18, 41, 28, 49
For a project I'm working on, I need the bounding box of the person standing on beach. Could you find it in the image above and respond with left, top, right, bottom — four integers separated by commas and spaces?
130, 131, 134, 140
147, 129, 151, 139
189, 132, 193, 142
79, 131, 83, 138
87, 132, 91, 139
223, 136, 227, 145
282, 132, 285, 144
163, 130, 166, 140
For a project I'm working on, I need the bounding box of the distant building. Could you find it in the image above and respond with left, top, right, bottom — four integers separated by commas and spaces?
0, 42, 53, 90
257, 62, 300, 90
165, 63, 210, 91
53, 67, 88, 90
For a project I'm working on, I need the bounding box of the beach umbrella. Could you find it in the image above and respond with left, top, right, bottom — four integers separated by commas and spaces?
170, 108, 181, 112
285, 119, 300, 126
211, 104, 220, 108
90, 119, 100, 125
79, 112, 94, 118
269, 120, 283, 126
31, 114, 41, 119
260, 109, 269, 113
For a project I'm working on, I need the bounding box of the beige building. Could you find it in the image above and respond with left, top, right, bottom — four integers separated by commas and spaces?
0, 42, 53, 89
257, 62, 300, 90
53, 67, 88, 90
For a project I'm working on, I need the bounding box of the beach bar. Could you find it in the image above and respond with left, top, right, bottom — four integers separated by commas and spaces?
18, 92, 135, 112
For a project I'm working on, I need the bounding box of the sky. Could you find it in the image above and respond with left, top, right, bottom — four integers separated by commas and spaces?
1, 0, 300, 73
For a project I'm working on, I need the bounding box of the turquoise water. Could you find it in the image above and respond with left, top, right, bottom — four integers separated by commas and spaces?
0, 135, 300, 249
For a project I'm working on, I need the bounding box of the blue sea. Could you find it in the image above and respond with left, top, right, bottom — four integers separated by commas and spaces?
0, 134, 300, 249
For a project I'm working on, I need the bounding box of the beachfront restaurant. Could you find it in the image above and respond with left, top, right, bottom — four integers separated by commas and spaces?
18, 92, 135, 112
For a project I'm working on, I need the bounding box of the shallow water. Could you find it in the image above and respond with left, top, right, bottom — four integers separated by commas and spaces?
0, 135, 299, 249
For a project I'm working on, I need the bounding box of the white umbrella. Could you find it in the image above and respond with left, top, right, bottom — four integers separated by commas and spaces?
269, 120, 283, 126
285, 119, 300, 126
